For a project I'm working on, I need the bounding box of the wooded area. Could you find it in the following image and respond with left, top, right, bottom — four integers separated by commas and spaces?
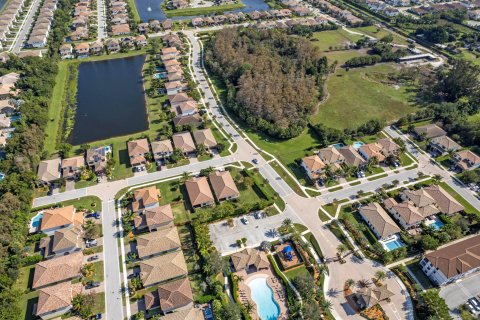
205, 28, 329, 139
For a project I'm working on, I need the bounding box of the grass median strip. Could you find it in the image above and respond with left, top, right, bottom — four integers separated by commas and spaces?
165, 2, 245, 17
367, 173, 388, 181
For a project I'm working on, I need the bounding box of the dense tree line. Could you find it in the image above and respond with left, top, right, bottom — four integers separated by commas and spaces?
0, 55, 58, 319
345, 42, 407, 67
345, 55, 381, 67
48, 0, 75, 58
205, 28, 329, 139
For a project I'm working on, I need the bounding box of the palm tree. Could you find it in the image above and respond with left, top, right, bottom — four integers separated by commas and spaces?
180, 171, 192, 183
233, 274, 244, 283
243, 301, 256, 315
320, 299, 333, 311
432, 174, 443, 184
84, 220, 97, 239
82, 263, 95, 278
375, 270, 387, 283
282, 218, 292, 229
318, 264, 328, 276
357, 279, 370, 288
337, 244, 347, 258
346, 278, 355, 289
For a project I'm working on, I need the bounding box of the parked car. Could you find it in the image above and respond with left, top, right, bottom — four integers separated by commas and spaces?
85, 282, 100, 289
252, 158, 258, 164
241, 216, 249, 225
128, 272, 139, 279
87, 255, 99, 262
85, 239, 97, 248
93, 314, 102, 319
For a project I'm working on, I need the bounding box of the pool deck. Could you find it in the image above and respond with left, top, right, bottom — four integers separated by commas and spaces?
236, 268, 288, 320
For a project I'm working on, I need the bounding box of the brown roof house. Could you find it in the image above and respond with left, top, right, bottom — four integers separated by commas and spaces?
37, 158, 61, 184
317, 146, 344, 170
423, 185, 464, 215
40, 206, 83, 235
230, 248, 269, 272
61, 156, 85, 180
338, 146, 366, 167
384, 196, 438, 229
355, 285, 394, 309
32, 251, 83, 289
36, 282, 83, 319
185, 176, 214, 208
144, 278, 193, 313
420, 234, 480, 285
139, 251, 188, 287
127, 138, 150, 169
136, 227, 181, 259
193, 128, 217, 151
151, 139, 174, 162
453, 150, 480, 172
131, 186, 160, 213
86, 146, 109, 175
301, 155, 325, 180
358, 202, 401, 240
358, 143, 386, 162
160, 307, 203, 320
209, 170, 239, 202
134, 204, 174, 232
413, 124, 446, 140
429, 136, 461, 155
39, 226, 82, 259
172, 131, 196, 155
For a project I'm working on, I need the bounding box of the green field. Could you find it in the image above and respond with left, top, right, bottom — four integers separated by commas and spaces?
354, 26, 409, 45
312, 63, 418, 130
310, 29, 364, 51
165, 2, 245, 17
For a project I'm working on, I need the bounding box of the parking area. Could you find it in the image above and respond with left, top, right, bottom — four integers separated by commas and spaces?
440, 272, 480, 311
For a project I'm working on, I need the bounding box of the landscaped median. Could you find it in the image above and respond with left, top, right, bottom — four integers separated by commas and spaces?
163, 1, 245, 17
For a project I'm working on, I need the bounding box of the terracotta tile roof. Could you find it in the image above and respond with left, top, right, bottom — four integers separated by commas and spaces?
230, 248, 269, 271
128, 139, 149, 157
455, 150, 480, 170
318, 146, 344, 164
193, 129, 217, 148
139, 251, 188, 287
209, 171, 239, 201
151, 139, 173, 154
425, 234, 480, 279
359, 143, 385, 162
403, 189, 436, 208
357, 284, 394, 307
158, 277, 193, 311
173, 114, 202, 127
413, 124, 446, 139
377, 138, 400, 154
161, 307, 204, 320
40, 206, 82, 231
32, 251, 83, 289
136, 227, 181, 259
169, 93, 191, 106
424, 185, 464, 215
185, 177, 214, 207
359, 203, 400, 239
61, 156, 85, 169
162, 47, 178, 55
164, 59, 181, 67
384, 198, 437, 225
430, 136, 461, 151
74, 42, 89, 50
302, 155, 325, 177
134, 204, 174, 230
338, 146, 365, 167
50, 227, 82, 253
177, 100, 197, 114
172, 131, 196, 153
37, 158, 61, 182
36, 282, 82, 316
132, 187, 160, 212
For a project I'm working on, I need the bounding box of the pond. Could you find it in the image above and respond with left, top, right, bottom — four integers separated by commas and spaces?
69, 55, 148, 145
135, 0, 270, 22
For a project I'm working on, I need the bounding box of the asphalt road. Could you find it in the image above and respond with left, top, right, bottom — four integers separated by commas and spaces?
10, 0, 42, 53
97, 0, 107, 39
440, 273, 480, 310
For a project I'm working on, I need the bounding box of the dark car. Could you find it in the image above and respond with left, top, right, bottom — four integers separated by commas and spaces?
85, 282, 100, 289
128, 273, 139, 279
87, 255, 99, 262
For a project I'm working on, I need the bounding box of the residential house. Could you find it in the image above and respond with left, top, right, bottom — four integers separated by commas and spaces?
135, 35, 147, 46
106, 38, 120, 52
127, 138, 150, 168
59, 43, 73, 58
301, 155, 325, 180
170, 93, 193, 108
356, 285, 394, 309
162, 19, 173, 30
358, 143, 386, 162
338, 146, 366, 167
173, 100, 196, 116
138, 22, 149, 33
230, 248, 269, 272
193, 128, 217, 151
149, 19, 161, 31
74, 42, 90, 56
384, 196, 439, 229
167, 71, 183, 82
111, 13, 129, 24
37, 158, 61, 184
136, 227, 181, 259
377, 138, 400, 155
172, 131, 196, 155
86, 146, 109, 175
139, 251, 188, 287
0, 72, 19, 99
90, 40, 104, 54
36, 282, 83, 319
71, 27, 88, 41
32, 251, 83, 289
317, 146, 345, 170
151, 139, 174, 162
159, 307, 203, 319
429, 136, 461, 155
453, 149, 480, 172
61, 156, 85, 180
413, 124, 446, 140
0, 99, 15, 115
192, 17, 203, 27
131, 186, 160, 213
423, 185, 464, 215
39, 206, 83, 235
400, 185, 463, 216
173, 114, 202, 128
185, 176, 215, 208
0, 113, 11, 128
420, 234, 480, 285
112, 23, 130, 36
39, 227, 82, 258
209, 170, 239, 202
358, 202, 401, 240
165, 81, 188, 95
134, 204, 174, 232
144, 278, 193, 313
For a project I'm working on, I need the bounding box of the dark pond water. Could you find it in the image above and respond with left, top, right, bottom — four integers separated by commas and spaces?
69, 55, 148, 145
0, 0, 7, 11
135, 0, 269, 22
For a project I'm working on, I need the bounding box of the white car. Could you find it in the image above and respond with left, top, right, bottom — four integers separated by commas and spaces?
241, 216, 249, 225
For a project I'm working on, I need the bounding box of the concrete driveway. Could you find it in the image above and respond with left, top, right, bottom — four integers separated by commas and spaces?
440, 272, 480, 310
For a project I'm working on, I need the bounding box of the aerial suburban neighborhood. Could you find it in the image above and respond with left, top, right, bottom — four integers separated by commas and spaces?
0, 0, 480, 318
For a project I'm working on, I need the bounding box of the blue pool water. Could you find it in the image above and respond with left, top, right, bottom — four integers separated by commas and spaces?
248, 277, 280, 320
384, 239, 404, 251
153, 73, 166, 79
156, 66, 165, 72
0, 172, 4, 180
353, 141, 365, 149
332, 143, 345, 149
430, 220, 444, 230
31, 212, 44, 228
9, 115, 20, 121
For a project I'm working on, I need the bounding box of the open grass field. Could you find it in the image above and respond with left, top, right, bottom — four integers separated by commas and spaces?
312, 63, 418, 130
354, 25, 409, 45
310, 29, 364, 51
13, 265, 38, 320
322, 49, 365, 65
32, 195, 101, 211
164, 2, 245, 17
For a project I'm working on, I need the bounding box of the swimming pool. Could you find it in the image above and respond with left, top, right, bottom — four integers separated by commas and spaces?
384, 239, 405, 251
9, 115, 20, 122
332, 143, 345, 149
247, 277, 280, 320
153, 73, 166, 79
31, 212, 44, 228
353, 141, 365, 149
429, 219, 444, 230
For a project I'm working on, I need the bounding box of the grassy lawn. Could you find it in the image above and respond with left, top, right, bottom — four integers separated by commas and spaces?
126, 0, 140, 22
270, 162, 306, 196
310, 29, 364, 51
405, 260, 434, 289
305, 232, 324, 259
318, 208, 332, 221
165, 2, 245, 17
439, 182, 480, 215
75, 179, 98, 189
91, 292, 106, 314
322, 49, 365, 65
339, 205, 377, 245
312, 63, 417, 130
283, 265, 310, 280
354, 26, 409, 45
178, 225, 198, 272
467, 112, 480, 124
33, 195, 101, 211
13, 265, 38, 320
294, 223, 308, 233
367, 173, 388, 181
84, 261, 104, 283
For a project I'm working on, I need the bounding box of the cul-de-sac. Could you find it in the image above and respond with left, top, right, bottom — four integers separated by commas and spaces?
0, 0, 479, 319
